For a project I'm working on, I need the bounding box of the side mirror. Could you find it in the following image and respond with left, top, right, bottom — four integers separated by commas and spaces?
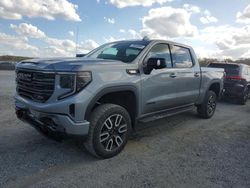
146, 58, 166, 70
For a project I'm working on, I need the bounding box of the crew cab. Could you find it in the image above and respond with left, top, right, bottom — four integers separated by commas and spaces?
15, 39, 224, 158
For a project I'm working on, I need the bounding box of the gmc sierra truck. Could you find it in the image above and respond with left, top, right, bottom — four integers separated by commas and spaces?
15, 39, 224, 158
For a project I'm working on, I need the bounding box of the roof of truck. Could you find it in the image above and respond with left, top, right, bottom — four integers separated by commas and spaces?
109, 39, 193, 49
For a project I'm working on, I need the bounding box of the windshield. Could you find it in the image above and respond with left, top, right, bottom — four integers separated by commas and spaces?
85, 41, 150, 63
208, 63, 240, 76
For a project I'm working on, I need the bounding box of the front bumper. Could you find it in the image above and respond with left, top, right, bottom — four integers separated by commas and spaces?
15, 103, 90, 140
14, 86, 94, 140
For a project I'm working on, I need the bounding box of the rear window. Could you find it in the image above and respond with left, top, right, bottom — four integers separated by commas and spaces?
208, 63, 240, 76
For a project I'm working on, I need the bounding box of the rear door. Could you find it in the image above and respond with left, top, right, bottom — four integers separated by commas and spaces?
168, 45, 201, 106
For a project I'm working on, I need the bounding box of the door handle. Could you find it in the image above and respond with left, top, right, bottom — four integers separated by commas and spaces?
170, 73, 177, 78
194, 72, 200, 77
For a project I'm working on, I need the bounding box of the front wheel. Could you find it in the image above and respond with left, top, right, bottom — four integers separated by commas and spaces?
197, 90, 217, 119
84, 104, 132, 159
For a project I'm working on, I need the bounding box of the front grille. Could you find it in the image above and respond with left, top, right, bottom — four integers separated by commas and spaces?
16, 69, 55, 103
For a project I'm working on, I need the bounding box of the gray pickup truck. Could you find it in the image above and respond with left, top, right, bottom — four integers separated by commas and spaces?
15, 39, 224, 158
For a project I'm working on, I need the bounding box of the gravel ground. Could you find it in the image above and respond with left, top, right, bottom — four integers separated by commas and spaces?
0, 71, 250, 188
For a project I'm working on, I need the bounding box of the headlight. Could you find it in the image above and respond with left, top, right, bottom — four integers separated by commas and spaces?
60, 74, 75, 89
76, 72, 92, 92
58, 71, 92, 99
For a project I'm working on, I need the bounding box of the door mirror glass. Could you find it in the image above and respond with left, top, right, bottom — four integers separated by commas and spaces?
146, 58, 166, 70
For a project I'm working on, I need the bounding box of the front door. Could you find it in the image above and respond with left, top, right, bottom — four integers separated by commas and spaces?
140, 43, 179, 114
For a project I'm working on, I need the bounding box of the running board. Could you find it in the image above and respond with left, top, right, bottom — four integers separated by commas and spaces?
138, 105, 195, 123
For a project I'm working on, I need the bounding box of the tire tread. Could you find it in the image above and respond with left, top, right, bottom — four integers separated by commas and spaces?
197, 90, 216, 119
84, 104, 131, 158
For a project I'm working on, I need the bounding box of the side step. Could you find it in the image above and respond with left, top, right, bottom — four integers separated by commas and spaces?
138, 104, 195, 123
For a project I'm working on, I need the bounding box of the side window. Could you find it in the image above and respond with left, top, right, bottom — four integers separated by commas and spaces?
171, 45, 193, 68
145, 44, 172, 68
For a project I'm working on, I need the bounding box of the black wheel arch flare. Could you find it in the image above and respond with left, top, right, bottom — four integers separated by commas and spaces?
84, 85, 139, 123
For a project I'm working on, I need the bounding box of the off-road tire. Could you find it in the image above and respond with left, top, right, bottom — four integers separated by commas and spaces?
197, 90, 217, 119
84, 104, 132, 159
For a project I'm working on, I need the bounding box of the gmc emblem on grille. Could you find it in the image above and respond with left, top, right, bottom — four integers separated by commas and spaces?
17, 72, 32, 81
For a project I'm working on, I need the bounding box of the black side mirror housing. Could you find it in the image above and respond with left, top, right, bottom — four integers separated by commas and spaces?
76, 54, 86, 57
146, 58, 166, 70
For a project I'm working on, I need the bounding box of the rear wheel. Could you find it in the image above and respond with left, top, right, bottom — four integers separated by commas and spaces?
197, 90, 217, 119
84, 104, 132, 158
239, 87, 249, 105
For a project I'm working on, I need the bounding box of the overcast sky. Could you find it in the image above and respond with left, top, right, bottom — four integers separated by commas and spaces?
0, 0, 250, 59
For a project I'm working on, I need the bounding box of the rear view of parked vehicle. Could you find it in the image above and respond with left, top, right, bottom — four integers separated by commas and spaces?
208, 63, 250, 105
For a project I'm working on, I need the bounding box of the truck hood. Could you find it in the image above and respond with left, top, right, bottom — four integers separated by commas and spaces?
16, 57, 128, 72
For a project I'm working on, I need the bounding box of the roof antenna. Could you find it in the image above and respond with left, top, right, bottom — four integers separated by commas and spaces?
75, 26, 79, 55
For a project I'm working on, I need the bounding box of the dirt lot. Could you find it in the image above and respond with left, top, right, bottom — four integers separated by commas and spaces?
0, 70, 250, 188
